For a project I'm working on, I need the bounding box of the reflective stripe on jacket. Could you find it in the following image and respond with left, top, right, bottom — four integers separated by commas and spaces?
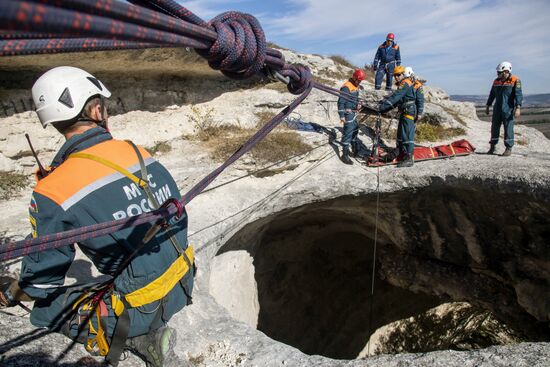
486, 75, 523, 116
413, 79, 425, 115
337, 80, 360, 119
373, 41, 401, 68
379, 78, 416, 114
20, 127, 192, 336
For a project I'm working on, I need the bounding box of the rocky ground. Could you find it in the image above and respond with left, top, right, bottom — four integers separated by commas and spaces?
1, 48, 549, 366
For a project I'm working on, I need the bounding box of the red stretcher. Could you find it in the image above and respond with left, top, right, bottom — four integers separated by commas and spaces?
367, 139, 476, 166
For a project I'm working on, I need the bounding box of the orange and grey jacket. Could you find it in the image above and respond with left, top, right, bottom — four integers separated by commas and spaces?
337, 80, 360, 119
413, 79, 425, 116
486, 75, 523, 117
373, 41, 401, 69
20, 127, 193, 337
379, 78, 416, 115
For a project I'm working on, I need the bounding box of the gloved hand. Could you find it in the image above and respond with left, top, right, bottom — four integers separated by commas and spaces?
485, 106, 490, 115
0, 277, 18, 307
514, 106, 521, 118
340, 117, 345, 125
0, 276, 32, 307
415, 114, 423, 123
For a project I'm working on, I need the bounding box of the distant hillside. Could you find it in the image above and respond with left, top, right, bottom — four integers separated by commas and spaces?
451, 93, 550, 107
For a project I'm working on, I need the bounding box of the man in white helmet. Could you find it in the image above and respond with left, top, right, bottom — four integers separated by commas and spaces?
404, 67, 424, 123
485, 61, 523, 156
0, 66, 194, 367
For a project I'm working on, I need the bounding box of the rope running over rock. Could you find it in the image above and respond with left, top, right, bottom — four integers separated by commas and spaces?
0, 0, 363, 261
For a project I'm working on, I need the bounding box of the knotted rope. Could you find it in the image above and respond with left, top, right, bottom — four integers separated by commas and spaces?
0, 0, 363, 261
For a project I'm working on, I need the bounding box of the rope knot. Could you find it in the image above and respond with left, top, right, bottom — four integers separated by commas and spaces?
278, 64, 313, 95
197, 11, 266, 80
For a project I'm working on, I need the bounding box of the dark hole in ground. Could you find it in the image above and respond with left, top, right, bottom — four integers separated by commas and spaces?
216, 182, 550, 358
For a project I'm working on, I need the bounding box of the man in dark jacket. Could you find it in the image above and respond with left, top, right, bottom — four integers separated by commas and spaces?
373, 33, 401, 91
378, 65, 417, 167
485, 61, 523, 156
338, 69, 366, 165
0, 66, 194, 367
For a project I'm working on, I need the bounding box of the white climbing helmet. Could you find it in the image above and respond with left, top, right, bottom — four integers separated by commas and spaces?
32, 66, 111, 128
496, 61, 512, 73
403, 66, 414, 78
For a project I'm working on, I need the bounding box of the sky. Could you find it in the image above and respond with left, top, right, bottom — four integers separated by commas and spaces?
175, 0, 550, 95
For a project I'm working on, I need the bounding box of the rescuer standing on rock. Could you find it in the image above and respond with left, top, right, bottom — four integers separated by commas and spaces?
378, 65, 417, 167
0, 66, 194, 367
373, 33, 401, 91
338, 69, 366, 165
485, 61, 523, 156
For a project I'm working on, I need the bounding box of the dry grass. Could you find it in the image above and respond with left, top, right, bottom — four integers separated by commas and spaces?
263, 81, 289, 93
416, 123, 466, 142
148, 141, 172, 156
329, 55, 359, 69
314, 73, 342, 86
206, 126, 311, 164
0, 171, 28, 200
188, 106, 311, 164
516, 137, 528, 146
188, 105, 228, 142
254, 110, 278, 127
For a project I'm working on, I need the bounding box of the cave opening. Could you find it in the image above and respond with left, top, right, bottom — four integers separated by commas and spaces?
213, 185, 550, 359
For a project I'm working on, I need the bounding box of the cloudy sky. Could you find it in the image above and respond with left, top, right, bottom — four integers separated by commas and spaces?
177, 0, 550, 95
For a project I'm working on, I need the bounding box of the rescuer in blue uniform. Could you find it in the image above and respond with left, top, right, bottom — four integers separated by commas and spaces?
0, 67, 194, 367
378, 65, 417, 167
485, 61, 523, 156
373, 33, 401, 91
338, 69, 366, 165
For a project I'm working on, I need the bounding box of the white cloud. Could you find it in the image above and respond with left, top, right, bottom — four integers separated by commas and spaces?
266, 0, 550, 93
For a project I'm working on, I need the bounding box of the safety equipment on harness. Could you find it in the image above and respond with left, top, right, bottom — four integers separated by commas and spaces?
386, 33, 395, 40
32, 66, 111, 127
497, 61, 512, 73
393, 65, 405, 75
404, 67, 414, 78
67, 141, 195, 365
353, 69, 366, 81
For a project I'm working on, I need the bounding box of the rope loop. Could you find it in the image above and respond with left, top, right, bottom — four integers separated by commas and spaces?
196, 11, 266, 80
279, 64, 313, 95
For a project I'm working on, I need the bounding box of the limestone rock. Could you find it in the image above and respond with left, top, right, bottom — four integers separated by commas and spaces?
1, 47, 549, 367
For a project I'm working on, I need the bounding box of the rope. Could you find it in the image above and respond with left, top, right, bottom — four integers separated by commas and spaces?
0, 0, 362, 261
367, 165, 381, 356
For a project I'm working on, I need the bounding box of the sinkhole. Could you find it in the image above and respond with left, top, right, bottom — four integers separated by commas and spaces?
210, 182, 550, 359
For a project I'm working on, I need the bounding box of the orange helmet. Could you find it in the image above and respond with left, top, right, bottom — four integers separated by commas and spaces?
353, 69, 366, 81
393, 65, 405, 75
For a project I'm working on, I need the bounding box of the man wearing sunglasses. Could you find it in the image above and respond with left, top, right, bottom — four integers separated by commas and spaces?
485, 61, 523, 156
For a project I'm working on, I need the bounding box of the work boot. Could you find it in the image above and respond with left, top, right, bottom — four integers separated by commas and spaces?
487, 145, 496, 155
126, 326, 182, 367
350, 143, 359, 158
382, 148, 398, 163
341, 146, 353, 165
502, 147, 512, 157
397, 154, 414, 168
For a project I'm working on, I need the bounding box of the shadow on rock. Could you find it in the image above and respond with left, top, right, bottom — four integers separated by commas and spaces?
0, 352, 104, 366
